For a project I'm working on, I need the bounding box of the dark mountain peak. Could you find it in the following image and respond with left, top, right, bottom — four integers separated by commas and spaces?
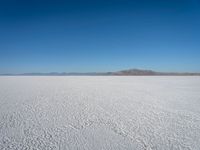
113, 68, 158, 75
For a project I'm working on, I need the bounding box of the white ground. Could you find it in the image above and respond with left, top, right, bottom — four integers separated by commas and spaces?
0, 76, 200, 150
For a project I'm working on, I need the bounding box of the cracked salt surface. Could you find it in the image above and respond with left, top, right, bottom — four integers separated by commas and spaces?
0, 76, 200, 150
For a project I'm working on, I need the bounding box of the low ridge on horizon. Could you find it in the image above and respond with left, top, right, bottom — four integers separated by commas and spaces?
1, 68, 200, 76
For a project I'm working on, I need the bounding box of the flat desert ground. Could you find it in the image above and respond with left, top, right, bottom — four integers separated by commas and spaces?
0, 76, 200, 150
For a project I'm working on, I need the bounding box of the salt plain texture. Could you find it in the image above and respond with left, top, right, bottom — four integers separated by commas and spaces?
0, 76, 200, 150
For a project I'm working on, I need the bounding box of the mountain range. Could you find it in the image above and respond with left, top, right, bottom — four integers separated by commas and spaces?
1, 69, 200, 76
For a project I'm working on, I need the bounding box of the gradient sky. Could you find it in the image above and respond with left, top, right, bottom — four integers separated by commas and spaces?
0, 0, 200, 73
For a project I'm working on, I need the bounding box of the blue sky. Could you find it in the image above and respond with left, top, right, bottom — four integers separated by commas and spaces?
0, 0, 200, 73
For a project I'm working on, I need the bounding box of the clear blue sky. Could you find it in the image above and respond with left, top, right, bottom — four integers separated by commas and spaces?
0, 0, 200, 73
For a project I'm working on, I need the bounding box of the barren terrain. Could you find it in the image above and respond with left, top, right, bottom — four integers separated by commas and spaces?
0, 76, 200, 150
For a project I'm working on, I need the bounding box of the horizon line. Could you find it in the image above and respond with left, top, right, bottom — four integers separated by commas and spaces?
1, 68, 200, 76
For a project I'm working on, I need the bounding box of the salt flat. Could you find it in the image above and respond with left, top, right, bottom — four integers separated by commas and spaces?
0, 76, 200, 150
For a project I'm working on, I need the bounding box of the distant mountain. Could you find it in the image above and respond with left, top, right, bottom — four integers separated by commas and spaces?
111, 69, 200, 76
1, 69, 200, 76
112, 69, 158, 75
